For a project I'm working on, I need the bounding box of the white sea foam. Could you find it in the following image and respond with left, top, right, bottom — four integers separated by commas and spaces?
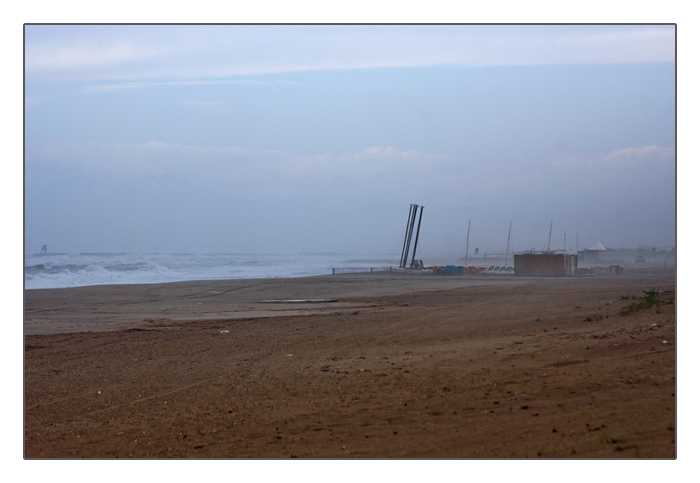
24, 252, 396, 289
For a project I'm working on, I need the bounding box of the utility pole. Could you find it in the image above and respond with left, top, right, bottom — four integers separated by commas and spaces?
464, 220, 471, 265
505, 221, 512, 266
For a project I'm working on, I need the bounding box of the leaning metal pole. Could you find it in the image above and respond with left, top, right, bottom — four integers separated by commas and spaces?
403, 204, 417, 268
505, 221, 512, 266
403, 205, 418, 268
410, 205, 424, 268
464, 220, 471, 265
400, 204, 414, 268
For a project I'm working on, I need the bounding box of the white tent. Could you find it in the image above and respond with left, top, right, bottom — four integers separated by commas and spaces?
585, 240, 607, 262
587, 241, 607, 251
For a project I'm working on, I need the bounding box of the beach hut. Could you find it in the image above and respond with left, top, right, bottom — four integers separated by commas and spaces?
513, 252, 577, 277
584, 241, 607, 263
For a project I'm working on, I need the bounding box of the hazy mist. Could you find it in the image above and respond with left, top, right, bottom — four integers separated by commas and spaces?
24, 25, 676, 258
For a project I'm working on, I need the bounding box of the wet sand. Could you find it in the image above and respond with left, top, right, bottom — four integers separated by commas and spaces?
24, 268, 676, 458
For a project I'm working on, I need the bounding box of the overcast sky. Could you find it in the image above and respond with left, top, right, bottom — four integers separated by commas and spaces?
24, 24, 676, 257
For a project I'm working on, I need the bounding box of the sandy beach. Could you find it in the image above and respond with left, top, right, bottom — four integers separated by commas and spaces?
24, 267, 676, 458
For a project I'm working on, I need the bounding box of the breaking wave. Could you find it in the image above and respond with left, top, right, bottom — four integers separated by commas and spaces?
24, 252, 394, 289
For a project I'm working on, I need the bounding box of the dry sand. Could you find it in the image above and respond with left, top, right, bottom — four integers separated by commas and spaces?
24, 267, 676, 458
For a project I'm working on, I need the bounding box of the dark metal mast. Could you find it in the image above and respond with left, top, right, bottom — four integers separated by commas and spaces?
403, 204, 418, 268
400, 204, 414, 268
410, 205, 424, 268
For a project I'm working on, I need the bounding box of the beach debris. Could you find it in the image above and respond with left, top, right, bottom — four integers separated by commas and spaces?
662, 340, 667, 344
97, 391, 101, 395
285, 354, 293, 357
321, 368, 329, 372
220, 330, 229, 334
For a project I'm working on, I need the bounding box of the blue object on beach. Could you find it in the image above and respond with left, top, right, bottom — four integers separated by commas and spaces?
321, 368, 329, 372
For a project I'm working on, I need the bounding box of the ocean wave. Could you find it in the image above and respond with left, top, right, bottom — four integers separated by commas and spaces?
24, 252, 394, 289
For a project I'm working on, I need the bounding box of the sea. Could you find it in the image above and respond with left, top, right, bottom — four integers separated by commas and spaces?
24, 252, 399, 290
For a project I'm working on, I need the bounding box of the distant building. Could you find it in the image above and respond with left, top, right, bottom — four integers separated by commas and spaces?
514, 252, 578, 277
584, 241, 607, 263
